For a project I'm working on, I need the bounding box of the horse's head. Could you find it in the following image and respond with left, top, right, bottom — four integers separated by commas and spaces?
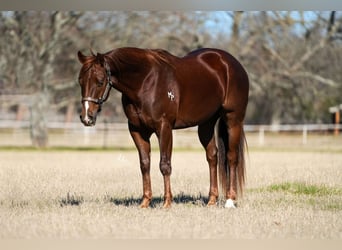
77, 50, 114, 126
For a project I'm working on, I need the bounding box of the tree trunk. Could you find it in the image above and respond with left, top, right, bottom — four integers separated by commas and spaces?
65, 101, 75, 123
30, 91, 49, 148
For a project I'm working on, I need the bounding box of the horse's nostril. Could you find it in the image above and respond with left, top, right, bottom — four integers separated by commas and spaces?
80, 115, 96, 126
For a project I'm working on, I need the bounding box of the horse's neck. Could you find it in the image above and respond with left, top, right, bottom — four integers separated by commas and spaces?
108, 49, 151, 99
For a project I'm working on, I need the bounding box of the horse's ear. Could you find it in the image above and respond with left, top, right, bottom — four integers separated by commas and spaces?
77, 51, 87, 64
90, 48, 96, 56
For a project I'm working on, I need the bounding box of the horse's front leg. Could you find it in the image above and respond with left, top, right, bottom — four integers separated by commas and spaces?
128, 124, 153, 208
156, 121, 173, 208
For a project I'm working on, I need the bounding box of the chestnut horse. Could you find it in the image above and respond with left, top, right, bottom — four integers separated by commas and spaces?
77, 47, 249, 208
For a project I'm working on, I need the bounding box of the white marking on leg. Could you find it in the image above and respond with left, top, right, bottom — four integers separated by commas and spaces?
224, 199, 236, 209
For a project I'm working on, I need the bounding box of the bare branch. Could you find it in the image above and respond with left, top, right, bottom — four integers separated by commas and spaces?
291, 16, 341, 72
292, 71, 338, 87
290, 39, 327, 71
262, 43, 290, 70
276, 71, 338, 87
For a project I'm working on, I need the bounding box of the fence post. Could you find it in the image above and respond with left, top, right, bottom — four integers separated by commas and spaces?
335, 110, 340, 136
258, 126, 265, 146
329, 106, 340, 135
103, 119, 108, 149
302, 125, 307, 145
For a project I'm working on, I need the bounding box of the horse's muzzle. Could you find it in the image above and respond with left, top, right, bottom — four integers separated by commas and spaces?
80, 114, 96, 126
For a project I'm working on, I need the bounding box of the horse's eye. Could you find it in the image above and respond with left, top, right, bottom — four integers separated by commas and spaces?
97, 81, 104, 87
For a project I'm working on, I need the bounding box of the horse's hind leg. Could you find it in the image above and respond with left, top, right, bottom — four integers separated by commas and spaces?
198, 118, 218, 206
223, 112, 245, 208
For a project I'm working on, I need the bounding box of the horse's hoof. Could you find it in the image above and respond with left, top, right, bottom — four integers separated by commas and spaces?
162, 201, 172, 209
139, 198, 151, 208
224, 199, 237, 209
207, 196, 217, 207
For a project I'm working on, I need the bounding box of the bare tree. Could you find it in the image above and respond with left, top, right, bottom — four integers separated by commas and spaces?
1, 11, 84, 147
1, 11, 341, 136
228, 11, 342, 124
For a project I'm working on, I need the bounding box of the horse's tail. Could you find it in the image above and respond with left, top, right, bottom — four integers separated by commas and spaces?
217, 118, 247, 199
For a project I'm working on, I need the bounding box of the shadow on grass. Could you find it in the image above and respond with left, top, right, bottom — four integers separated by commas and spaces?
58, 192, 210, 208
109, 193, 209, 208
58, 192, 208, 208
59, 192, 84, 207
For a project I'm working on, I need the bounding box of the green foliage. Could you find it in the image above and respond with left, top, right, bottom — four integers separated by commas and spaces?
250, 182, 342, 211
264, 182, 342, 196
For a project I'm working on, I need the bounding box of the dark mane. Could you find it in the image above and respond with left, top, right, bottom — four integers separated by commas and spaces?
147, 49, 176, 67
104, 48, 176, 73
103, 48, 142, 76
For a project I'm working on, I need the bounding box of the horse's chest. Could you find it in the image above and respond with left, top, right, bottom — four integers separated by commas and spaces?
122, 91, 178, 129
125, 104, 177, 131
123, 103, 155, 129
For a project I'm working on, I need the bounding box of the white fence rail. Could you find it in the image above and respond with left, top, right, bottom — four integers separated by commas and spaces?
0, 120, 341, 148
1, 120, 341, 131
245, 124, 342, 145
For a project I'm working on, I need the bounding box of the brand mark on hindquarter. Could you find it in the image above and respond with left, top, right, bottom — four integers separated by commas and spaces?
167, 91, 175, 101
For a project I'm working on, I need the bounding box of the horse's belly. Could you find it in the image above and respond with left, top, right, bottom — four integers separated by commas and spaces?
174, 102, 220, 129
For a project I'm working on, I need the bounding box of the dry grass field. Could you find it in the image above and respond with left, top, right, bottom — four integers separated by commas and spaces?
1, 135, 342, 239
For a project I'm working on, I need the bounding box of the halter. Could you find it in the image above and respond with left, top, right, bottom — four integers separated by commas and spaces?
81, 62, 115, 105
